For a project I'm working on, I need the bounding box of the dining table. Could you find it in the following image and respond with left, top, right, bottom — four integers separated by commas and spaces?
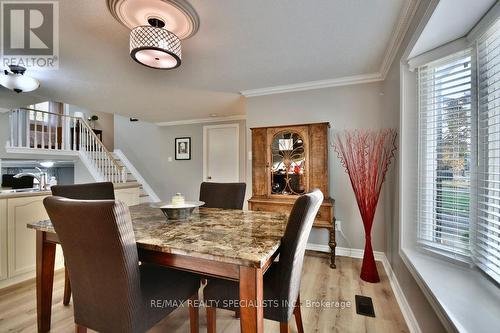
27, 203, 288, 333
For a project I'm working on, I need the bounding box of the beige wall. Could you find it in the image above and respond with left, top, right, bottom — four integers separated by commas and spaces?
246, 82, 390, 250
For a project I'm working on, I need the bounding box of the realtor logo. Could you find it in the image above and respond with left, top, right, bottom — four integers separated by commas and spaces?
1, 1, 59, 69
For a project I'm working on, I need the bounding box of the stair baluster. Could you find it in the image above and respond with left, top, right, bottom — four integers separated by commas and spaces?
8, 108, 126, 183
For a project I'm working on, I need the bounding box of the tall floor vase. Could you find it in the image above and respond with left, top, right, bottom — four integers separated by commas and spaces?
334, 129, 397, 283
361, 234, 378, 282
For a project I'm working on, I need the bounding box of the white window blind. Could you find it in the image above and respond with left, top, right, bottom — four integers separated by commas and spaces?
477, 18, 500, 283
417, 50, 473, 261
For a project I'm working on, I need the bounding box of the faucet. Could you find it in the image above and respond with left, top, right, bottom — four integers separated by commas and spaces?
13, 167, 47, 191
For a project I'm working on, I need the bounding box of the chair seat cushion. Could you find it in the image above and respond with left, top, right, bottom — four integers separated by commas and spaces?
139, 264, 200, 329
203, 263, 291, 322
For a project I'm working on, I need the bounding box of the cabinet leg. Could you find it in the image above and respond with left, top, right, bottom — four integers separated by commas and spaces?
329, 225, 336, 269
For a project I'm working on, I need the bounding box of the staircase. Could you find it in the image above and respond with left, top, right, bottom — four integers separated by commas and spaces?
111, 150, 159, 203
6, 108, 159, 202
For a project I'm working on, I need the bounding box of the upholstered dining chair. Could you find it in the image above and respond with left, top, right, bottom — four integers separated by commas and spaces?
51, 181, 115, 200
199, 182, 246, 209
203, 189, 323, 333
43, 196, 201, 333
51, 181, 115, 306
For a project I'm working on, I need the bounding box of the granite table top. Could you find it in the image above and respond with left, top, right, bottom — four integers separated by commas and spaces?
27, 204, 288, 268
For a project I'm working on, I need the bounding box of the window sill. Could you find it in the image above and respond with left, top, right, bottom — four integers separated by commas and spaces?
401, 248, 500, 333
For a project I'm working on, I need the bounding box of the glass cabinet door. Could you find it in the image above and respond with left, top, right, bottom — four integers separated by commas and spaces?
270, 131, 306, 195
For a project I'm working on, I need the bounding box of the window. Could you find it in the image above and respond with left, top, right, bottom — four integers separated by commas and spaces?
417, 18, 500, 284
477, 18, 500, 283
27, 101, 49, 122
417, 50, 473, 261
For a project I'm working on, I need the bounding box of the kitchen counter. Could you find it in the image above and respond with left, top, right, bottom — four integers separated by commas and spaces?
0, 181, 141, 199
0, 189, 51, 199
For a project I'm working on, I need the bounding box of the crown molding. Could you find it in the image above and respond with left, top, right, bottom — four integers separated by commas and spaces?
240, 72, 383, 97
379, 0, 421, 79
155, 114, 246, 126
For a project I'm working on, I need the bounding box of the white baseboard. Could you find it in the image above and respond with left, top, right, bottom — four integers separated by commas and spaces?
380, 255, 422, 333
306, 243, 421, 333
306, 243, 385, 260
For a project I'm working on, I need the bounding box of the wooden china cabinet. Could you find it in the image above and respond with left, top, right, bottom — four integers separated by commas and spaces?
248, 122, 336, 268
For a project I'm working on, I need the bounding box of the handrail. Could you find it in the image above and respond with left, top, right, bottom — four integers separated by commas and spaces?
10, 107, 126, 182
77, 115, 123, 172
18, 107, 81, 119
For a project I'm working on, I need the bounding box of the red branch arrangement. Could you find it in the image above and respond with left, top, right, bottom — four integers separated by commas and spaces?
334, 129, 397, 283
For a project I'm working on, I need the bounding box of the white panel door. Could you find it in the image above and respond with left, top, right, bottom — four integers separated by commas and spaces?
203, 124, 239, 183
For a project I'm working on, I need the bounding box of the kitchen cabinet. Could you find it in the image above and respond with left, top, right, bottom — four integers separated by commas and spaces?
7, 196, 64, 280
0, 185, 141, 289
0, 195, 64, 288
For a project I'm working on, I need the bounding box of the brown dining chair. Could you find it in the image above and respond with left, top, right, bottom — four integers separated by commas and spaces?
203, 189, 323, 333
43, 196, 201, 333
51, 181, 116, 306
199, 182, 246, 288
199, 182, 246, 209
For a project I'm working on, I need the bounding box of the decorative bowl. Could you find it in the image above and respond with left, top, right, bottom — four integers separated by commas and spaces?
150, 201, 205, 220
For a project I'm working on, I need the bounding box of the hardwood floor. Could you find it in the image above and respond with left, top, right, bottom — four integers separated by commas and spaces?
0, 253, 408, 333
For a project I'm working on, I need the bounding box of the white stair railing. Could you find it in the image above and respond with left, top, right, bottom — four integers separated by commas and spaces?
8, 108, 126, 183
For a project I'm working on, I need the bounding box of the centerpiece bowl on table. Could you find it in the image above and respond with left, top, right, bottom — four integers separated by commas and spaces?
150, 200, 205, 220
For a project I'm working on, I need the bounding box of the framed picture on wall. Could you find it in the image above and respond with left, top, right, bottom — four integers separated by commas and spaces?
175, 137, 191, 160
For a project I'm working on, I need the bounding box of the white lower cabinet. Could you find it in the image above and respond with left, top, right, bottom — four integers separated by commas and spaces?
0, 187, 140, 289
7, 196, 49, 278
0, 195, 63, 288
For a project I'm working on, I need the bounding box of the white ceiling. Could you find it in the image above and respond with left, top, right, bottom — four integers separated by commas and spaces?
409, 0, 496, 58
0, 0, 410, 122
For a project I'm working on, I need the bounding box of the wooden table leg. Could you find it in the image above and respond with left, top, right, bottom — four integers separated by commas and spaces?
329, 224, 337, 269
36, 231, 56, 333
239, 266, 263, 333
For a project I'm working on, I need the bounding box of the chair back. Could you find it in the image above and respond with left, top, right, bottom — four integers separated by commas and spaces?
43, 197, 141, 332
51, 181, 115, 200
199, 182, 246, 209
276, 189, 323, 316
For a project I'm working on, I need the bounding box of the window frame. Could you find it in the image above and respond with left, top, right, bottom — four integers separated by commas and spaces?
415, 17, 500, 284
416, 49, 476, 264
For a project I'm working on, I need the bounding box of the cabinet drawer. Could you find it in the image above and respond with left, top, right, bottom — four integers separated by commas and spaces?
316, 205, 333, 223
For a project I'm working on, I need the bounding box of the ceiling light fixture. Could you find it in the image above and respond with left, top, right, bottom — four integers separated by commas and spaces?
130, 17, 182, 69
40, 161, 55, 168
0, 65, 39, 93
107, 0, 199, 70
